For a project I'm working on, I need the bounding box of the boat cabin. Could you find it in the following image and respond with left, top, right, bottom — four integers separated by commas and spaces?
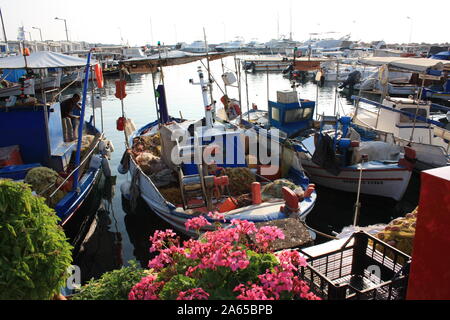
158, 120, 246, 176
268, 90, 315, 138
0, 102, 77, 180
381, 97, 432, 143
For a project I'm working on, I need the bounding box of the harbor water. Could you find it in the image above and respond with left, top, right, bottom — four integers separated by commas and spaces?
68, 57, 420, 282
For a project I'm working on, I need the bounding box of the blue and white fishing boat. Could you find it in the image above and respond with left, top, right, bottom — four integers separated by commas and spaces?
120, 65, 317, 237
293, 116, 415, 201
238, 87, 415, 201
0, 50, 113, 235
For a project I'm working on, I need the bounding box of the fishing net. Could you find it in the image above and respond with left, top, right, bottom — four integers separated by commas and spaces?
261, 179, 300, 201
159, 187, 182, 205
222, 167, 256, 196
24, 167, 66, 207
372, 207, 418, 257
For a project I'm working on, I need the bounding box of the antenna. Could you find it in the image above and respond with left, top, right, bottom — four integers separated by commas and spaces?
149, 17, 154, 45
289, 0, 293, 41
277, 12, 279, 39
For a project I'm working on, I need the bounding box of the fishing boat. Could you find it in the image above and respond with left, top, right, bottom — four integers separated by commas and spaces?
355, 56, 450, 98
352, 96, 450, 170
119, 63, 317, 237
0, 50, 114, 238
422, 74, 450, 102
294, 116, 415, 201
238, 86, 415, 201
243, 56, 293, 72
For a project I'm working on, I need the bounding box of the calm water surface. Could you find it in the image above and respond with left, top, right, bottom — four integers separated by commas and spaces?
71, 57, 420, 281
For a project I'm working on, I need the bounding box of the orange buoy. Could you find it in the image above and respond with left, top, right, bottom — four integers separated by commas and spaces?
218, 197, 237, 213
94, 64, 104, 89
115, 80, 127, 99
304, 184, 315, 198
23, 48, 30, 56
282, 186, 300, 213
251, 182, 262, 205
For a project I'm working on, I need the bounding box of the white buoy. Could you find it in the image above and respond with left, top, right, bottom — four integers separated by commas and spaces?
120, 181, 132, 200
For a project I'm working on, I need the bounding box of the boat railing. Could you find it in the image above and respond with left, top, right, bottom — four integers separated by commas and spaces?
353, 117, 449, 157
48, 133, 104, 200
352, 96, 447, 128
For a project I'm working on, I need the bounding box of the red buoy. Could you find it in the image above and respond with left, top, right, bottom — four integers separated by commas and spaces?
115, 80, 127, 99
282, 186, 299, 213
251, 182, 262, 205
95, 64, 104, 89
116, 117, 126, 131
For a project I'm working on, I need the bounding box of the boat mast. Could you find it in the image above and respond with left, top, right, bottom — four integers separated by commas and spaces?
0, 7, 9, 53
193, 67, 214, 129
289, 0, 293, 41
203, 28, 214, 104
73, 50, 92, 192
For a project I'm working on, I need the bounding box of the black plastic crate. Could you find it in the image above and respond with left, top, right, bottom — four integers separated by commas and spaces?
298, 231, 411, 300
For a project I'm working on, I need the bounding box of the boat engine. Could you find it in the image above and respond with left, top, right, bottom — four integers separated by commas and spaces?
339, 70, 361, 90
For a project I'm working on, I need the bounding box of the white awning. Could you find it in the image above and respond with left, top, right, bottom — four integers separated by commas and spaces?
0, 51, 97, 69
360, 57, 450, 73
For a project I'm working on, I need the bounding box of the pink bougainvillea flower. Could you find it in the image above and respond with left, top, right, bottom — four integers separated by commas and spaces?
185, 216, 212, 231
276, 250, 307, 272
149, 229, 178, 253
234, 284, 274, 300
231, 219, 257, 236
208, 211, 226, 222
129, 275, 164, 300
148, 245, 186, 271
255, 226, 285, 251
176, 288, 210, 300
131, 219, 319, 301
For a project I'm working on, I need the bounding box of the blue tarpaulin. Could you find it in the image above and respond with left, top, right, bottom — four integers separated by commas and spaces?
1, 69, 26, 83
431, 51, 450, 61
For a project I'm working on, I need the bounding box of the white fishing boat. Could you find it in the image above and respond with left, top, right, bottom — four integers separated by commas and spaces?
320, 62, 378, 82
291, 114, 416, 201
352, 96, 450, 170
182, 41, 209, 53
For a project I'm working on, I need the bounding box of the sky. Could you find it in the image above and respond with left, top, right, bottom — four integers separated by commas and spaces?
0, 0, 448, 46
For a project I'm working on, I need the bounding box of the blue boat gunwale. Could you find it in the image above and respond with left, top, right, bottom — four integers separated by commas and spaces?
55, 118, 105, 225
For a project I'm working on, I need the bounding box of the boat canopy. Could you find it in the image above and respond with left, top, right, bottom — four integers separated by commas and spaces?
121, 50, 237, 69
431, 51, 450, 61
0, 51, 98, 69
360, 57, 450, 73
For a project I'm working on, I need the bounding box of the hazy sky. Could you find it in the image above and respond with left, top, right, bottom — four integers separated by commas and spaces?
0, 0, 448, 46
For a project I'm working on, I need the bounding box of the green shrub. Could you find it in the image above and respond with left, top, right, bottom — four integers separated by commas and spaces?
72, 261, 150, 300
0, 180, 73, 300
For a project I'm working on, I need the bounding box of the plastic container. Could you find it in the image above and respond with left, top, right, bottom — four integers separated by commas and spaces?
0, 145, 23, 168
298, 231, 411, 300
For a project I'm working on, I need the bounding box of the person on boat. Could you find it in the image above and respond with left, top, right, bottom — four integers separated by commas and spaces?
60, 93, 81, 142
